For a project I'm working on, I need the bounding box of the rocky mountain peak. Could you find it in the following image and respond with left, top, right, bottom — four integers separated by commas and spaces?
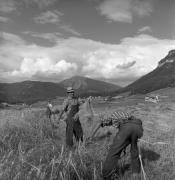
167, 49, 175, 57
158, 49, 175, 67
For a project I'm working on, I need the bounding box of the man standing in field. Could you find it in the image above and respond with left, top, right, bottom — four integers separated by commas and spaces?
46, 100, 53, 119
91, 111, 143, 179
58, 87, 90, 148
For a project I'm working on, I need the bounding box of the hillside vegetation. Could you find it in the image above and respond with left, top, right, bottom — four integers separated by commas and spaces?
0, 81, 66, 104
0, 76, 120, 104
59, 76, 120, 95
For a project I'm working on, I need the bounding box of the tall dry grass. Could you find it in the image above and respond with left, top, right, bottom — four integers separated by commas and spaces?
0, 108, 104, 180
0, 100, 175, 180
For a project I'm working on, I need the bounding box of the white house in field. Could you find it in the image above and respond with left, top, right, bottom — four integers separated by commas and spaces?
1, 102, 9, 107
145, 94, 159, 103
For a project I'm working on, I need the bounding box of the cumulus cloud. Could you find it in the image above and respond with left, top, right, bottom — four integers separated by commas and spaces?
11, 58, 77, 78
96, 0, 154, 23
116, 61, 136, 69
0, 32, 175, 85
34, 10, 63, 24
138, 26, 152, 33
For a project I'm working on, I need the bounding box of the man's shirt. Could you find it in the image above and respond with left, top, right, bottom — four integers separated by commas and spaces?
62, 97, 84, 111
61, 97, 87, 119
47, 103, 53, 109
101, 111, 131, 128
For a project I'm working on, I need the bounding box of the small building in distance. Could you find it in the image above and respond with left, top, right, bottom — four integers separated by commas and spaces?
145, 94, 159, 103
112, 95, 123, 100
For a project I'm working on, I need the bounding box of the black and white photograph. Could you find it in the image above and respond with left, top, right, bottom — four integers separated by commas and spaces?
0, 0, 175, 179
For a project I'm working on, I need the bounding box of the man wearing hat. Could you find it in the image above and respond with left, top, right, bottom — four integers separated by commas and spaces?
58, 87, 89, 147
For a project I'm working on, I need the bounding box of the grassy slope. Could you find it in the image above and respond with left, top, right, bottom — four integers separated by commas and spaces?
0, 93, 175, 180
0, 81, 66, 104
120, 60, 175, 95
59, 76, 120, 96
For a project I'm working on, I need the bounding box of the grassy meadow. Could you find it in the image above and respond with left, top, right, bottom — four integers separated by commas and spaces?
0, 92, 175, 180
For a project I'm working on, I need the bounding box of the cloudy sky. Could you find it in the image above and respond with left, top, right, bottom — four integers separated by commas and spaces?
0, 0, 175, 86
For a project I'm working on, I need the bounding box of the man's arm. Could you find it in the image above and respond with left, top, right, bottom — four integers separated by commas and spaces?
90, 122, 102, 140
78, 97, 91, 105
88, 111, 130, 140
89, 115, 113, 140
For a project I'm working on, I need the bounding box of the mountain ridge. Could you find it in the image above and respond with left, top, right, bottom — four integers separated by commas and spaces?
117, 49, 175, 95
0, 76, 120, 104
59, 75, 120, 91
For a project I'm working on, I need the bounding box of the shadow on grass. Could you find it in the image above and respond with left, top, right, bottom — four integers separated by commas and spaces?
120, 163, 131, 176
85, 131, 112, 147
119, 148, 160, 176
93, 131, 113, 141
141, 148, 160, 162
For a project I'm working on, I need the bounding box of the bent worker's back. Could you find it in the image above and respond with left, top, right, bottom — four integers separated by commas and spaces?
100, 111, 143, 179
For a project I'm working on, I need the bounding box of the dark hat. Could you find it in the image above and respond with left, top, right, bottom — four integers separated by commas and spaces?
67, 87, 74, 93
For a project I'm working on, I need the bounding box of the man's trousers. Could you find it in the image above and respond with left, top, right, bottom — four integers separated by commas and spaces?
102, 119, 143, 179
66, 117, 83, 147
